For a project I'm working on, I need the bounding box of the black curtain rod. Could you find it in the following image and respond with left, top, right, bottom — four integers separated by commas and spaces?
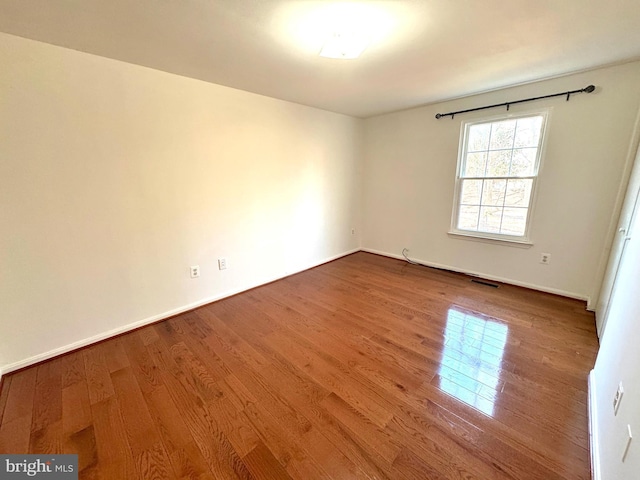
435, 85, 595, 119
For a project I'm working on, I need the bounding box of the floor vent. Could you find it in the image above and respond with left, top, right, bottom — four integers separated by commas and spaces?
471, 279, 499, 288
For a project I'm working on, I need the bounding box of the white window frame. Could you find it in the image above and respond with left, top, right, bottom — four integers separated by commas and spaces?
449, 109, 550, 245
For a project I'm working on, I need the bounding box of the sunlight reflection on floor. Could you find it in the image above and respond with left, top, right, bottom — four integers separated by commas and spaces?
438, 308, 509, 416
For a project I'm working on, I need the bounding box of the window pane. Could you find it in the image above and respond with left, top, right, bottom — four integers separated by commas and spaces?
514, 116, 543, 148
486, 151, 511, 177
463, 152, 487, 177
478, 206, 502, 233
468, 123, 491, 152
481, 179, 507, 206
504, 179, 533, 207
458, 205, 480, 230
510, 148, 537, 176
489, 120, 516, 149
454, 113, 545, 239
500, 207, 528, 235
460, 179, 482, 205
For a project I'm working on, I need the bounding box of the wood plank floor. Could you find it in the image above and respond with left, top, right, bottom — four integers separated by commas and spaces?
0, 252, 599, 479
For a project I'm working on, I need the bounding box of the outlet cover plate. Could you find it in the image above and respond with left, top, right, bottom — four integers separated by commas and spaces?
190, 265, 200, 278
614, 382, 624, 415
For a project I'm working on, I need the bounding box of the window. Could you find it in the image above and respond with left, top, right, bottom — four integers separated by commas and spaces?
451, 111, 548, 243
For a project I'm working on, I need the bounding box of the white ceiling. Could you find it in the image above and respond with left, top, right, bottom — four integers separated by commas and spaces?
1, 0, 639, 118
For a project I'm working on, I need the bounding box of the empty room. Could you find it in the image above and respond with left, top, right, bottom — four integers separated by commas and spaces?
1, 1, 640, 479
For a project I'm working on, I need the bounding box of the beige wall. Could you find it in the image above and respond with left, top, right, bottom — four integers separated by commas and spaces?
0, 32, 363, 371
362, 61, 640, 305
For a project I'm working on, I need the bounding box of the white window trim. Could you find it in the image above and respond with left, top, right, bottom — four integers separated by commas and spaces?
449, 108, 551, 245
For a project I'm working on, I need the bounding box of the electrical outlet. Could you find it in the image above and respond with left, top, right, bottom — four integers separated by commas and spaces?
540, 253, 551, 265
190, 265, 200, 278
351, 228, 356, 235
218, 258, 227, 270
614, 382, 624, 415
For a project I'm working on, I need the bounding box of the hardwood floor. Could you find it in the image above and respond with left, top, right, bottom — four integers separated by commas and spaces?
0, 252, 599, 479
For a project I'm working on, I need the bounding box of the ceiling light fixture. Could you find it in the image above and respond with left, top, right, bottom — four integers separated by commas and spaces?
319, 30, 369, 59
276, 2, 411, 60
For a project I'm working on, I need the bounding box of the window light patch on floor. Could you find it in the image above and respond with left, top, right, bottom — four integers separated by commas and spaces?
437, 308, 509, 416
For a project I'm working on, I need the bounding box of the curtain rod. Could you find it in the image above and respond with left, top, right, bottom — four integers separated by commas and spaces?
435, 85, 595, 120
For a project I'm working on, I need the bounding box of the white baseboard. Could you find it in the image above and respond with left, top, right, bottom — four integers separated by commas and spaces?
588, 370, 601, 480
0, 248, 360, 375
361, 247, 590, 304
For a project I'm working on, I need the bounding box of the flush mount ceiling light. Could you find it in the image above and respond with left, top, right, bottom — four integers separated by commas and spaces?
275, 2, 411, 60
319, 30, 369, 59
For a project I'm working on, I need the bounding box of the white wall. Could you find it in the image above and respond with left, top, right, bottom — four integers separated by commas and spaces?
362, 61, 640, 305
0, 32, 363, 371
591, 143, 640, 478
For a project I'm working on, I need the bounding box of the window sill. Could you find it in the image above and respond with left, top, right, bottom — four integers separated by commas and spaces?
447, 231, 534, 248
